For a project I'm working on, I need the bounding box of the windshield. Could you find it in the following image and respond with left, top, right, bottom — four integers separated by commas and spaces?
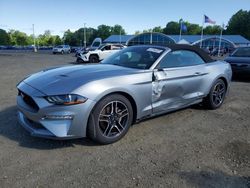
231, 47, 250, 57
101, 46, 165, 69
55, 45, 63, 48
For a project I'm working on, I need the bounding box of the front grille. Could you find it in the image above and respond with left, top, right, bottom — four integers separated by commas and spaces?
18, 90, 39, 112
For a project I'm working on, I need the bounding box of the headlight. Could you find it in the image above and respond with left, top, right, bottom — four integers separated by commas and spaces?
45, 94, 87, 105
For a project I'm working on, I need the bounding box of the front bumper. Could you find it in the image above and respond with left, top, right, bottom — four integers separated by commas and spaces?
17, 111, 79, 139
16, 82, 96, 139
77, 53, 89, 62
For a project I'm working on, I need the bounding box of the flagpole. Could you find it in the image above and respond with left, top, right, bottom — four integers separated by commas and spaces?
218, 23, 224, 57
179, 20, 182, 42
200, 15, 204, 48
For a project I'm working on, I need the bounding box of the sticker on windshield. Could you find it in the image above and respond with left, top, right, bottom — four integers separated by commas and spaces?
147, 48, 163, 53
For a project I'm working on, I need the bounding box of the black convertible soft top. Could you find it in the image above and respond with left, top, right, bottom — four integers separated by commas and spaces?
165, 44, 214, 63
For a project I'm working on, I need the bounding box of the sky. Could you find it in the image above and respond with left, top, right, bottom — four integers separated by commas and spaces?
0, 0, 249, 37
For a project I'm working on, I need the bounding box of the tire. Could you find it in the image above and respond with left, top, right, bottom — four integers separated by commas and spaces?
89, 55, 99, 63
76, 57, 84, 64
88, 94, 133, 144
61, 50, 64, 54
203, 79, 227, 109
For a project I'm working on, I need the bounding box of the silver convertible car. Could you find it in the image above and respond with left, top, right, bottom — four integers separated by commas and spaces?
17, 45, 232, 144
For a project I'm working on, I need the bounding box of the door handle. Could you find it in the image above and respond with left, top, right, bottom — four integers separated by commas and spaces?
194, 72, 202, 75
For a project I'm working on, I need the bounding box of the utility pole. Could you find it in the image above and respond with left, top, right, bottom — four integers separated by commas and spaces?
218, 23, 224, 57
119, 29, 122, 44
84, 23, 86, 48
200, 16, 205, 48
32, 24, 37, 52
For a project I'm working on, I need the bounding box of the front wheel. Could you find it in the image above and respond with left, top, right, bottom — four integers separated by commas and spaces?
76, 57, 84, 64
203, 79, 227, 109
88, 94, 133, 144
89, 55, 99, 63
61, 50, 64, 54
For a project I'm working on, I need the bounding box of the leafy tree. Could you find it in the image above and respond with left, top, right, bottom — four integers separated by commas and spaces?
203, 25, 221, 35
226, 9, 250, 40
134, 30, 141, 35
142, 29, 152, 33
73, 27, 98, 46
163, 21, 179, 34
54, 35, 62, 45
63, 29, 78, 46
152, 26, 163, 33
8, 30, 30, 46
97, 25, 112, 40
111, 24, 126, 35
0, 29, 10, 45
185, 22, 201, 35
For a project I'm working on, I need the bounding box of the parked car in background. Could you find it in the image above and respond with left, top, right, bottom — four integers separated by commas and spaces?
75, 38, 103, 58
52, 45, 71, 54
210, 47, 226, 56
224, 47, 250, 74
76, 43, 124, 63
17, 45, 232, 144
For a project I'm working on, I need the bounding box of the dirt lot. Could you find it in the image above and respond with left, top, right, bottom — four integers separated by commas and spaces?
0, 51, 249, 188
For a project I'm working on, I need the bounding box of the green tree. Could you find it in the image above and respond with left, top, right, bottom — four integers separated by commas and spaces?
0, 29, 10, 45
63, 29, 78, 46
111, 24, 126, 35
203, 25, 221, 35
9, 30, 29, 46
186, 23, 201, 35
54, 35, 62, 45
226, 9, 250, 40
152, 26, 163, 33
97, 25, 112, 40
134, 30, 141, 35
163, 21, 179, 34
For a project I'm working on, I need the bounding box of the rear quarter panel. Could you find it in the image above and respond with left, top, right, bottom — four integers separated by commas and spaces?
203, 60, 232, 95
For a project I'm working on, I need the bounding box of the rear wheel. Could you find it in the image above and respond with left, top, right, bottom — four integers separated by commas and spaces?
88, 94, 133, 144
89, 55, 99, 63
61, 50, 64, 54
203, 79, 226, 109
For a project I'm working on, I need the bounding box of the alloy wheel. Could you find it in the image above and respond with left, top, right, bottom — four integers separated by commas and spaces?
212, 82, 226, 106
98, 101, 129, 138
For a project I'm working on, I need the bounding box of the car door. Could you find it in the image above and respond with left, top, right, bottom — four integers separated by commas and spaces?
99, 45, 112, 60
152, 50, 209, 113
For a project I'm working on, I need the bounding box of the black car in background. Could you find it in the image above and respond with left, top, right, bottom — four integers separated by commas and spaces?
225, 47, 250, 74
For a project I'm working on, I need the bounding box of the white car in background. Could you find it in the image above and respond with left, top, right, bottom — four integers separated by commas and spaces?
52, 45, 71, 54
76, 44, 125, 63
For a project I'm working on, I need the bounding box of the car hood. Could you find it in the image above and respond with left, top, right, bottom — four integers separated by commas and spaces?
22, 64, 142, 95
225, 56, 250, 64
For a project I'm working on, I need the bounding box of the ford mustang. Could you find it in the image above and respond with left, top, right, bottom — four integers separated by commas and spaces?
17, 45, 232, 144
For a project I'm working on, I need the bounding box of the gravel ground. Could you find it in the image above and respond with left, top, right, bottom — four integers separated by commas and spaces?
0, 52, 249, 188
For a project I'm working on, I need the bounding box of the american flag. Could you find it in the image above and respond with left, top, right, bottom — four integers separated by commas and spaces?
204, 15, 216, 24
